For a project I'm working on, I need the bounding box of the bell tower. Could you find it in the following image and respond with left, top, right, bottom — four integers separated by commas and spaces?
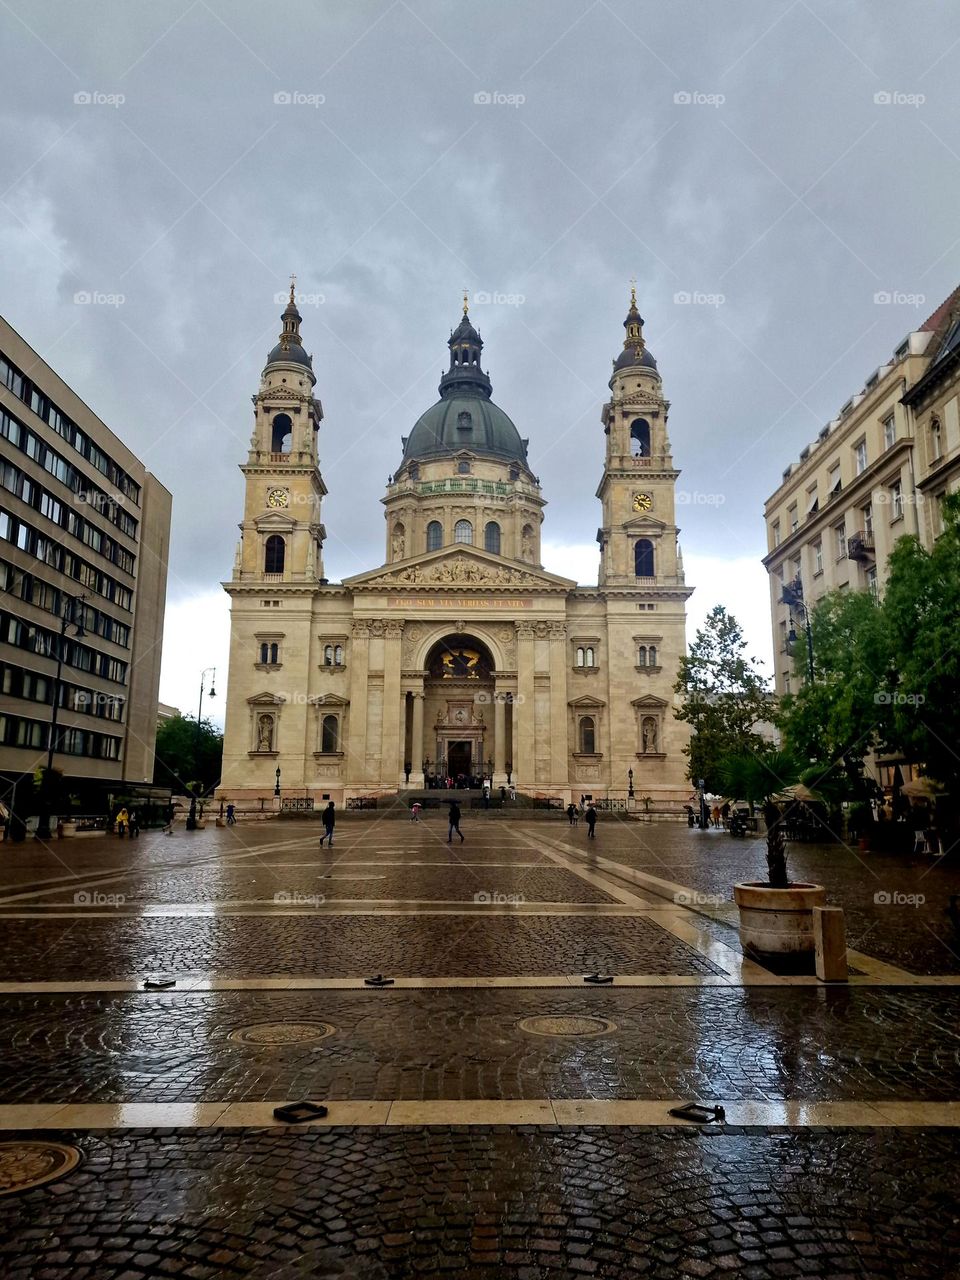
233, 282, 327, 584
596, 286, 683, 589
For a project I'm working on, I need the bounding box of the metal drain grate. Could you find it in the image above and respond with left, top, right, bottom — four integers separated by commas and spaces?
0, 1142, 81, 1196
517, 1015, 617, 1038
228, 1021, 336, 1046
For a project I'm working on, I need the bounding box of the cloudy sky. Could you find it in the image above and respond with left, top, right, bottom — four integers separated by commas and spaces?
2, 1, 958, 725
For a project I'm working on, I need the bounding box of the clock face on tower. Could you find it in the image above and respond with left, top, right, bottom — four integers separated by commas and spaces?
632, 492, 653, 512
266, 488, 290, 509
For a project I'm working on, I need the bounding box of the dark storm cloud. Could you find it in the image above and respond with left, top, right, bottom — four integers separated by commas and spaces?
1, 0, 958, 610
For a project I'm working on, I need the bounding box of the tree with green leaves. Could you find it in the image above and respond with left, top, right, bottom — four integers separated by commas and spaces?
882, 492, 960, 796
673, 605, 773, 791
775, 588, 890, 802
720, 749, 800, 887
153, 714, 223, 796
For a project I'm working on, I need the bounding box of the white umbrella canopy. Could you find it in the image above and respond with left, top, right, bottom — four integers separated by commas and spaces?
900, 777, 946, 799
772, 783, 824, 804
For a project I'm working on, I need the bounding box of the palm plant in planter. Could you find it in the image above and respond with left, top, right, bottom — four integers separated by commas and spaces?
720, 750, 826, 965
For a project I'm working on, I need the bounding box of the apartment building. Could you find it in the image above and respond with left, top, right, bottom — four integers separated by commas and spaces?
762, 287, 960, 784
0, 315, 171, 806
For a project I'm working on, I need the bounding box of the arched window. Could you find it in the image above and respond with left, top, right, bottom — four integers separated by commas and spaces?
634, 539, 654, 577
321, 714, 339, 753
454, 519, 473, 545
630, 418, 651, 457
579, 716, 596, 754
270, 642, 279, 665
334, 644, 343, 665
576, 647, 585, 667
637, 645, 647, 666
484, 521, 501, 554
260, 642, 269, 664
585, 646, 594, 666
426, 520, 443, 552
324, 645, 333, 666
264, 534, 285, 575
271, 413, 293, 454
648, 644, 657, 667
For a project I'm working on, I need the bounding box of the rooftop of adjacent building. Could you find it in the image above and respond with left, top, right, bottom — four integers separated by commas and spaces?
0, 313, 169, 497
765, 283, 960, 509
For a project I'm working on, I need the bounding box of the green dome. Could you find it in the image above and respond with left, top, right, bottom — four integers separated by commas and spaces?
402, 392, 528, 463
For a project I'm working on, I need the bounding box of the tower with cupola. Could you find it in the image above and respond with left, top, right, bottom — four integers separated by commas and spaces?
382, 295, 544, 565
233, 282, 327, 586
596, 286, 684, 590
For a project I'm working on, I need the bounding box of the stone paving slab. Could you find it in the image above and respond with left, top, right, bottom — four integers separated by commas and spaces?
34, 864, 617, 907
1, 986, 958, 1104
0, 1126, 957, 1278
0, 913, 721, 979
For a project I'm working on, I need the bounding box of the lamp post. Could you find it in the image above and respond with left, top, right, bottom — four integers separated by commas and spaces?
185, 667, 216, 832
782, 575, 814, 683
35, 594, 86, 840
274, 766, 281, 799
628, 767, 635, 800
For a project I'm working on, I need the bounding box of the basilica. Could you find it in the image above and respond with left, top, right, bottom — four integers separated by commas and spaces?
219, 287, 694, 807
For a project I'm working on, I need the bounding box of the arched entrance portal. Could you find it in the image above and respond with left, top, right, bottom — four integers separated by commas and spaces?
422, 634, 496, 786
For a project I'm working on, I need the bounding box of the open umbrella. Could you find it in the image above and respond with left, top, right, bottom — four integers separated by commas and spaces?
772, 783, 824, 804
901, 777, 946, 799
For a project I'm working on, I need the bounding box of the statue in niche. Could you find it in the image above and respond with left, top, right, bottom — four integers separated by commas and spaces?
392, 529, 405, 559
257, 714, 275, 752
521, 528, 534, 561
642, 717, 658, 754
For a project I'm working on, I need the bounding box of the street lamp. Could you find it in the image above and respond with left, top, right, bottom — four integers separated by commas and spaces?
782, 575, 814, 683
185, 667, 216, 832
35, 594, 86, 840
274, 766, 281, 799
628, 767, 635, 799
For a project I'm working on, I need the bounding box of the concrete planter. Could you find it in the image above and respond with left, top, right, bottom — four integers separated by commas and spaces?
733, 881, 827, 959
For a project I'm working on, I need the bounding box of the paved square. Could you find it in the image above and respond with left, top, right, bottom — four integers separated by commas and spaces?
0, 814, 958, 1277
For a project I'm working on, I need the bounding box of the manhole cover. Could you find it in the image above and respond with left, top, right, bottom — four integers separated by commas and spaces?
228, 1022, 336, 1046
0, 1142, 81, 1196
518, 1015, 617, 1038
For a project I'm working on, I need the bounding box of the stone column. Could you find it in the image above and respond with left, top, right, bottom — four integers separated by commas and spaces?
380, 619, 404, 788
346, 620, 370, 785
410, 690, 425, 787
548, 622, 568, 790
493, 685, 506, 784
515, 622, 536, 790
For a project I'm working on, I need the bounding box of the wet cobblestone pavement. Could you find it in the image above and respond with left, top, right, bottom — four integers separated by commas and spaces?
1, 986, 959, 1103
0, 913, 720, 979
0, 818, 958, 1276
1, 1126, 958, 1279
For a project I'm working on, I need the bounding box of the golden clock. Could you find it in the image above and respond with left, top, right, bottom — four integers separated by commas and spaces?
267, 488, 290, 509
632, 492, 653, 512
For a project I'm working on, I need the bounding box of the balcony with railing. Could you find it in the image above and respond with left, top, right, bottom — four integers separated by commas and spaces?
847, 529, 875, 562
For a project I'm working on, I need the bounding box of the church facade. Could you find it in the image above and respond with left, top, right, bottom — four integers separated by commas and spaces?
219, 287, 693, 807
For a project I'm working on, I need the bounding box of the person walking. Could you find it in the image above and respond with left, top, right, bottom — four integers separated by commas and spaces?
410, 801, 422, 822
319, 801, 336, 848
566, 803, 577, 826
585, 804, 597, 839
128, 810, 140, 838
226, 803, 236, 826
447, 800, 464, 844
115, 807, 128, 838
712, 804, 721, 829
